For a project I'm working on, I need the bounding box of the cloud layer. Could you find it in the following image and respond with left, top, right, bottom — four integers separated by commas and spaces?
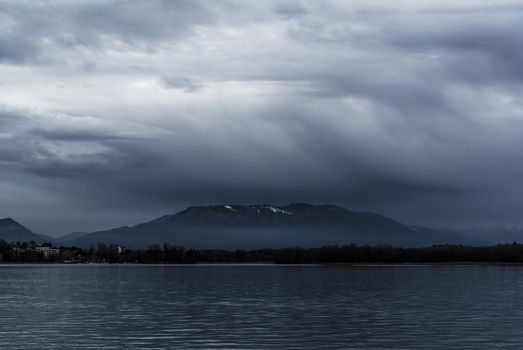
1, 0, 523, 234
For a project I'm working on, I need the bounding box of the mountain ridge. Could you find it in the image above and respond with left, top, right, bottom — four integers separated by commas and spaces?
2, 204, 484, 248
57, 203, 473, 249
0, 218, 48, 243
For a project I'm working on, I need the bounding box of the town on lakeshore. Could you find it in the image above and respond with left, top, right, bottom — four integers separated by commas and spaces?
2, 240, 523, 264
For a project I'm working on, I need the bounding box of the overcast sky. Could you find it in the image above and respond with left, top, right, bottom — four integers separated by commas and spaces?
1, 0, 523, 235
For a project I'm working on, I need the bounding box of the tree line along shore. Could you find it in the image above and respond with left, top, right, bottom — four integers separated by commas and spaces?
3, 240, 523, 264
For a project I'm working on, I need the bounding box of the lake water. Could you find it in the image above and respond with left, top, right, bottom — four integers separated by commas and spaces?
0, 265, 522, 349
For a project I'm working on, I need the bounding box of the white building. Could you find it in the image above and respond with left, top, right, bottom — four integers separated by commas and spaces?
35, 246, 60, 258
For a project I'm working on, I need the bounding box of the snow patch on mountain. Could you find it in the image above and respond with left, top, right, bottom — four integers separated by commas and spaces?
224, 205, 237, 212
266, 206, 293, 215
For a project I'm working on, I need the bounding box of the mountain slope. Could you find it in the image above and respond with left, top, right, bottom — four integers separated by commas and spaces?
54, 231, 90, 245
63, 203, 470, 249
0, 218, 46, 243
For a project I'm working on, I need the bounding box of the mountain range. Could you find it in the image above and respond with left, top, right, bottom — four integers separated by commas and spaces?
0, 203, 486, 249
0, 218, 47, 243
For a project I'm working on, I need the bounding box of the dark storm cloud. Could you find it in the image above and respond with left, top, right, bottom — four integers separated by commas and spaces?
1, 1, 523, 235
387, 24, 523, 85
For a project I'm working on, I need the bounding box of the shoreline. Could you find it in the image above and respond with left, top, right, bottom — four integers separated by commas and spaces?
2, 261, 523, 266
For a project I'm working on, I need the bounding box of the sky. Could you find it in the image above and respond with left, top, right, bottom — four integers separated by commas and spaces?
1, 0, 523, 236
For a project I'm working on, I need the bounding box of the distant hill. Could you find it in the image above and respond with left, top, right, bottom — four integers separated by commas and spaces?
54, 231, 89, 244
0, 218, 47, 243
60, 203, 473, 249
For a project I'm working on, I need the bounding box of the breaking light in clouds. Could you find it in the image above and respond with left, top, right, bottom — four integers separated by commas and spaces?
1, 0, 523, 235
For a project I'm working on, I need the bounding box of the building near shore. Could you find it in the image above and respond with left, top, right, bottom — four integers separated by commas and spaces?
35, 246, 60, 258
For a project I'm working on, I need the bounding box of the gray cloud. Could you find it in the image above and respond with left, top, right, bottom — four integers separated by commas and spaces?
0, 0, 219, 65
161, 76, 204, 92
1, 1, 523, 235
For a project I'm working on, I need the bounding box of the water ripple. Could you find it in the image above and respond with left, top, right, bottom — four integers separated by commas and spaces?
0, 265, 522, 349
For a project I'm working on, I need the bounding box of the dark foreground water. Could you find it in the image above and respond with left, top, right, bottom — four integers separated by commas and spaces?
1, 265, 522, 349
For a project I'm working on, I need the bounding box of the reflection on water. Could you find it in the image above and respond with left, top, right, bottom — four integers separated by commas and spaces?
0, 265, 522, 349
